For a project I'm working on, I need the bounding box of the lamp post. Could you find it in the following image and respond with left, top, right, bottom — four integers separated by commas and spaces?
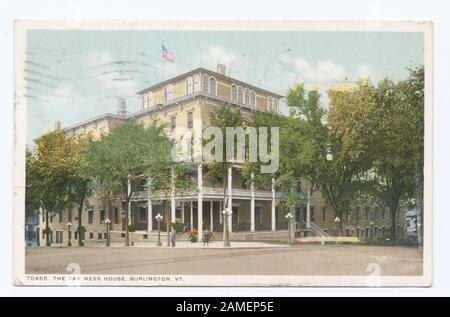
105, 218, 111, 247
222, 208, 231, 247
370, 221, 375, 241
67, 222, 72, 247
334, 216, 341, 245
285, 212, 294, 245
155, 213, 163, 246
326, 145, 333, 162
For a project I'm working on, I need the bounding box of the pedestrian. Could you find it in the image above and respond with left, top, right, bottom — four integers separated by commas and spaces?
170, 226, 176, 247
203, 228, 210, 247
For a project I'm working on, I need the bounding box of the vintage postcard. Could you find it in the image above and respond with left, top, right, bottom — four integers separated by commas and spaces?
13, 20, 432, 287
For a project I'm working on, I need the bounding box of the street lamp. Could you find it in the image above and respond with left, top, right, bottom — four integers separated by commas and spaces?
67, 222, 72, 247
334, 216, 341, 244
222, 209, 232, 247
285, 212, 294, 245
155, 213, 163, 246
105, 218, 111, 247
369, 221, 375, 241
326, 145, 333, 161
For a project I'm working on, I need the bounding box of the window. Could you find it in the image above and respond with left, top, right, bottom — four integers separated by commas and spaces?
74, 231, 78, 240
139, 207, 147, 221
186, 76, 193, 95
255, 206, 262, 223
310, 207, 315, 222
89, 232, 94, 240
322, 207, 327, 222
244, 88, 250, 105
98, 232, 103, 240
143, 93, 148, 109
114, 208, 119, 224
170, 115, 176, 133
237, 86, 243, 103
193, 74, 200, 92
231, 84, 237, 101
209, 77, 216, 96
148, 92, 153, 108
250, 90, 256, 107
88, 208, 94, 224
187, 111, 193, 130
99, 209, 105, 224
202, 74, 209, 92
164, 84, 173, 102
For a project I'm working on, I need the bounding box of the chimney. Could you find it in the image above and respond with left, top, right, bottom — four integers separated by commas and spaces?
54, 121, 61, 131
216, 64, 226, 75
117, 97, 127, 116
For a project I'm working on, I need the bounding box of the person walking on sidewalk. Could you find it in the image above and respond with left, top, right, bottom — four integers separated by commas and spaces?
170, 227, 176, 247
203, 228, 210, 247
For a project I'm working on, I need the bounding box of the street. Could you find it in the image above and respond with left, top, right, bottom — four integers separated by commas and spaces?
25, 244, 423, 276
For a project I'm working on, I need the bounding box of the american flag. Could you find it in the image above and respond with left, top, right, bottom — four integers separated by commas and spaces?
162, 44, 174, 63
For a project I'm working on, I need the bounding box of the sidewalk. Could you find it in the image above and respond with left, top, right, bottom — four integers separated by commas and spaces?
81, 241, 288, 249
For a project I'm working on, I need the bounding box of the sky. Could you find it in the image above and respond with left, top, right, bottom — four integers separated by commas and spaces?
24, 30, 424, 146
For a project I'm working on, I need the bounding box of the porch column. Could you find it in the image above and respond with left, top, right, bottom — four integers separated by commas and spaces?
219, 201, 223, 225
171, 169, 176, 222
171, 198, 176, 223
306, 184, 311, 229
147, 177, 152, 232
271, 177, 276, 231
250, 173, 255, 232
210, 201, 214, 231
147, 199, 152, 232
190, 201, 193, 229
181, 202, 185, 223
228, 166, 233, 233
197, 164, 203, 237
127, 175, 132, 225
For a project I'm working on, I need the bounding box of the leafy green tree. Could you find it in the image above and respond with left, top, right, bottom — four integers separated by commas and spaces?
29, 130, 85, 246
84, 122, 172, 246
203, 105, 245, 246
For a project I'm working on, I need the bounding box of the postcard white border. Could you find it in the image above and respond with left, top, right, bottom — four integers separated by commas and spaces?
13, 20, 433, 287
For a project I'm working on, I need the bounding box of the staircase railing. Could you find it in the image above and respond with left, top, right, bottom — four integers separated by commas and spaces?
298, 220, 330, 237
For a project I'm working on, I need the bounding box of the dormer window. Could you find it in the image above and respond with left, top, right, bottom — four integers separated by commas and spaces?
147, 92, 153, 108
209, 77, 216, 96
231, 84, 237, 101
250, 90, 256, 107
186, 76, 193, 95
237, 86, 243, 103
267, 96, 272, 111
193, 74, 200, 92
244, 88, 250, 105
143, 94, 148, 109
272, 98, 278, 112
164, 84, 173, 102
202, 74, 209, 92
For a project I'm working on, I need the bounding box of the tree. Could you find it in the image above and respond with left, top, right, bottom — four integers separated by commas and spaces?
324, 80, 380, 234
325, 66, 424, 241
29, 130, 85, 246
368, 66, 424, 241
146, 154, 196, 246
203, 105, 245, 246
84, 122, 172, 246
